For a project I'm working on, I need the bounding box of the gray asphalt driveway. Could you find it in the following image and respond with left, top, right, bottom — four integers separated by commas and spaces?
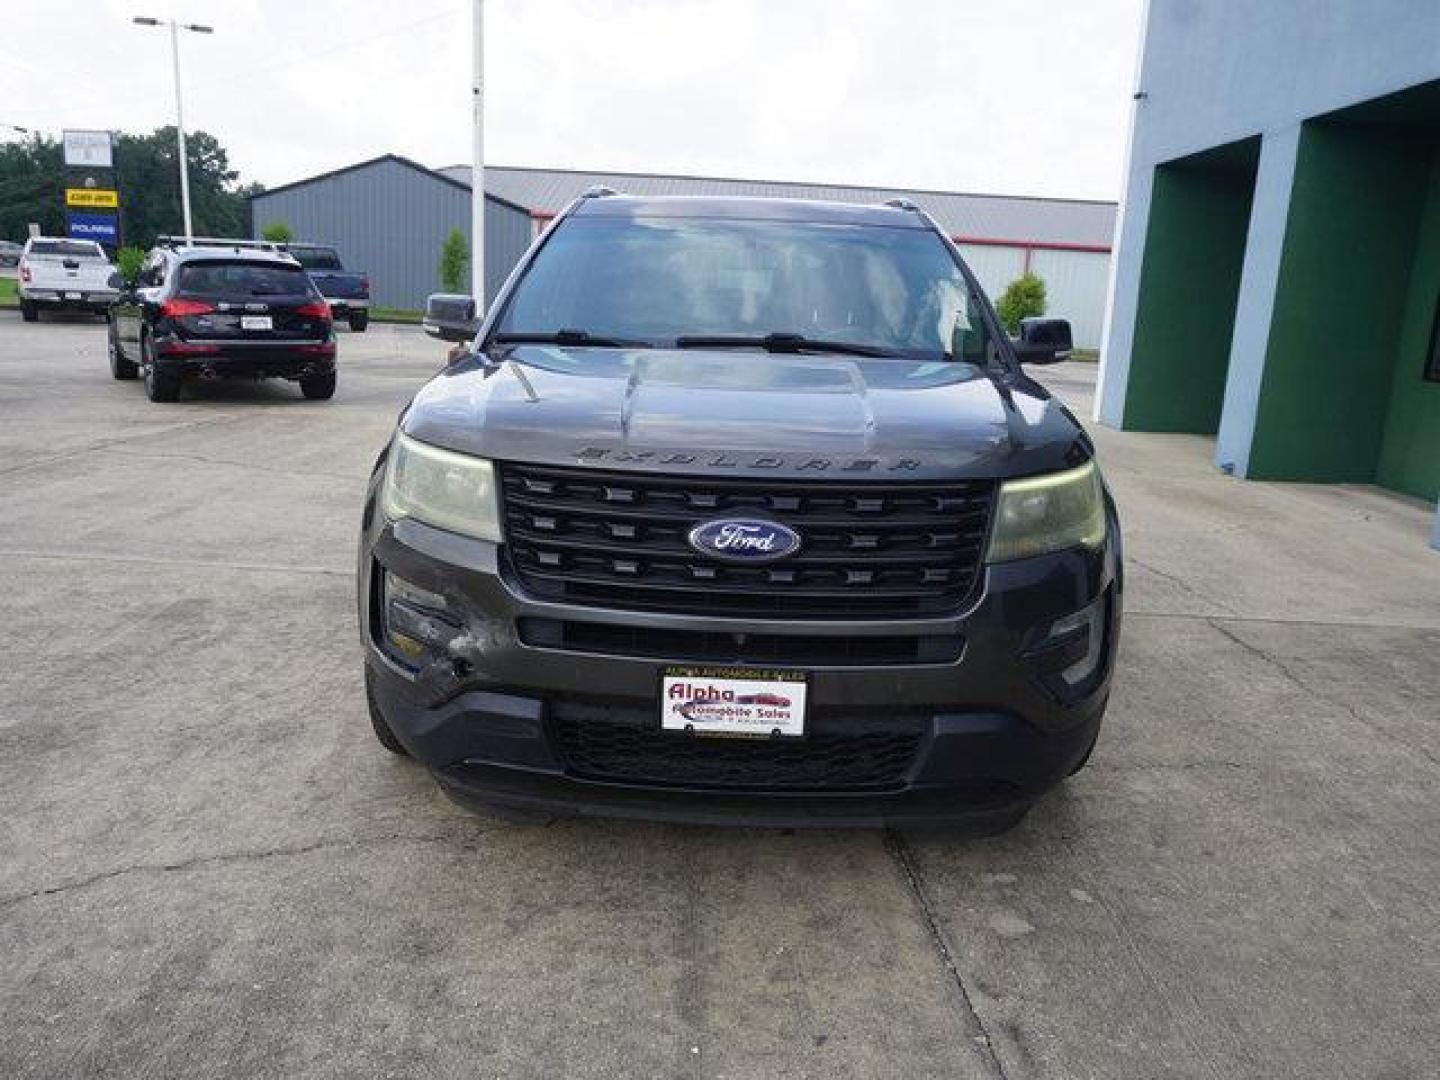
2, 313, 1437, 1078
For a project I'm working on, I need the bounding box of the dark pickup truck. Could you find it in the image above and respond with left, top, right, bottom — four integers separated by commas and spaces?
282, 244, 369, 331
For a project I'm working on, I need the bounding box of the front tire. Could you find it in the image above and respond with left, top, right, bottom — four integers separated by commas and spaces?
300, 370, 336, 400
142, 334, 181, 402
109, 324, 138, 379
348, 312, 368, 332
20, 299, 38, 322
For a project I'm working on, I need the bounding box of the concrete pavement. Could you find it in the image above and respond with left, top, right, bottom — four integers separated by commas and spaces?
1, 314, 1437, 1078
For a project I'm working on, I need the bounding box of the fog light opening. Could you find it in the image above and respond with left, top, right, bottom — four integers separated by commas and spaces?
1049, 598, 1105, 688
380, 570, 459, 669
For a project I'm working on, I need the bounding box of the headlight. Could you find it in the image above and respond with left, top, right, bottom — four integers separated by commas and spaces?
381, 431, 502, 542
986, 460, 1105, 563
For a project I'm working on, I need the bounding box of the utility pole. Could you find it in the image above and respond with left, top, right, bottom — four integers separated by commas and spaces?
472, 0, 485, 307
133, 16, 213, 245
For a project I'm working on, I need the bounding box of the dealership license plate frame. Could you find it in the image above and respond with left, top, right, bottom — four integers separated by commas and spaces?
659, 665, 809, 740
240, 315, 273, 331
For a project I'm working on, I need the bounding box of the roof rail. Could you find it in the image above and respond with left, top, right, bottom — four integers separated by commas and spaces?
882, 198, 921, 212
156, 235, 280, 251
579, 185, 618, 199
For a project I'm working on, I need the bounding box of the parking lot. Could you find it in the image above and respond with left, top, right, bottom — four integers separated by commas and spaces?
2, 311, 1437, 1079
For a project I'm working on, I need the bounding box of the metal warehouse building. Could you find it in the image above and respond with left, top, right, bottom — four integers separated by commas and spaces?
1097, 0, 1440, 547
251, 158, 1117, 346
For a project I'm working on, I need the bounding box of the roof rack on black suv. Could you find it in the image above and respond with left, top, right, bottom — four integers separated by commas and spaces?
155, 236, 282, 253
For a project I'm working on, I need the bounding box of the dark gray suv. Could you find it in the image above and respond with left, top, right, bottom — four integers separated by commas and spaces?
358, 193, 1122, 830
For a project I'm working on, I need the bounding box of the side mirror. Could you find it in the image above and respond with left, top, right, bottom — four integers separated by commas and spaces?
423, 293, 480, 344
107, 271, 125, 291
1013, 317, 1073, 365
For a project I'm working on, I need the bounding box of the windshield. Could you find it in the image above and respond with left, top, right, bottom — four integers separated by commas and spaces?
495, 216, 999, 362
288, 247, 342, 270
30, 240, 105, 258
177, 261, 316, 299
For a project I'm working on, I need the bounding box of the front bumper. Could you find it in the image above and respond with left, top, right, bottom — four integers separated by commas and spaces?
358, 493, 1122, 827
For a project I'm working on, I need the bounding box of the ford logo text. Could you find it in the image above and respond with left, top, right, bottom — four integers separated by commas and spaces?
687, 518, 802, 563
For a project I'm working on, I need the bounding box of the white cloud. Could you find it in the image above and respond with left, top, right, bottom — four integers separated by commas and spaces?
4, 0, 1143, 198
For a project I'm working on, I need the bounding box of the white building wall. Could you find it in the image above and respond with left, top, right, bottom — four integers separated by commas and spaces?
1030, 249, 1111, 350
1097, 0, 1440, 426
956, 243, 1111, 348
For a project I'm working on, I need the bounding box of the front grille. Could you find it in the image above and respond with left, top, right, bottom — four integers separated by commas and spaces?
518, 618, 963, 666
551, 701, 923, 791
500, 463, 995, 619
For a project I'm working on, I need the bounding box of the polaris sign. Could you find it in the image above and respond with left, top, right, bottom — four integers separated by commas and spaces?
66, 211, 118, 245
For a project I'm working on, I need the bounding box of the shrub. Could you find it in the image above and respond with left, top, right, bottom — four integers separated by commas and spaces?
261, 220, 294, 243
996, 272, 1047, 335
439, 228, 469, 294
115, 245, 146, 284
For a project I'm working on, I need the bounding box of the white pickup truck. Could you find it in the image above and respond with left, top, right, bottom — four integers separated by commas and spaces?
17, 237, 119, 322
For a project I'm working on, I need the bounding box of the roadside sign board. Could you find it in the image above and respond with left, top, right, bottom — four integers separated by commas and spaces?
62, 130, 114, 169
65, 188, 119, 209
66, 211, 119, 245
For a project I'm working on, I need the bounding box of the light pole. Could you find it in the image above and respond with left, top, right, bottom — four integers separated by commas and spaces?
133, 15, 213, 244
472, 0, 485, 307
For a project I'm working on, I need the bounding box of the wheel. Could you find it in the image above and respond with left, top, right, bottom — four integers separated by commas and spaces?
20, 299, 38, 322
109, 324, 138, 380
365, 668, 409, 756
348, 312, 368, 332
300, 370, 336, 400
141, 333, 181, 402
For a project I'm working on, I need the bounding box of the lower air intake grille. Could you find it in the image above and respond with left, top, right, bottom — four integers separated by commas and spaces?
551, 701, 923, 791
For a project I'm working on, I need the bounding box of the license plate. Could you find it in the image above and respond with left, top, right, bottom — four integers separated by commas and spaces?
240, 315, 272, 331
64, 291, 81, 300
661, 666, 808, 738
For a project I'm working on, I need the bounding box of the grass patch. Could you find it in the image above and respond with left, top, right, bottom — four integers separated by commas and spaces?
1068, 347, 1099, 363
370, 306, 422, 325
0, 277, 17, 306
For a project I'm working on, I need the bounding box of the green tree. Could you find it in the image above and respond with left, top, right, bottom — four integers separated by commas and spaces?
0, 127, 262, 248
439, 227, 469, 293
996, 272, 1047, 335
261, 220, 294, 243
115, 245, 146, 283
0, 134, 65, 242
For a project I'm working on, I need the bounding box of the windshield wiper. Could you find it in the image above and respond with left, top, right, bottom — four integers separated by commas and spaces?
673, 332, 901, 358
491, 329, 650, 348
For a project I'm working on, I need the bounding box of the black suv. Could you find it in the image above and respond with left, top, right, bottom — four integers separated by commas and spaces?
359, 194, 1122, 830
107, 241, 337, 402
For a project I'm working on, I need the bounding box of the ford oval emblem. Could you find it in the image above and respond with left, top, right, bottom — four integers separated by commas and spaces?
688, 518, 802, 563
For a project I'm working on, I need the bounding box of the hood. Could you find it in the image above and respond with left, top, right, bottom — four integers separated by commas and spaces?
401, 346, 1090, 481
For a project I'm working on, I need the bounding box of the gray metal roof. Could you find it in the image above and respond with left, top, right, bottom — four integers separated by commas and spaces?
436, 164, 1116, 249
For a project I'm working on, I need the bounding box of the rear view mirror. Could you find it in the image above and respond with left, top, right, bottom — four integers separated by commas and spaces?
106, 271, 125, 291
1013, 317, 1073, 365
423, 293, 480, 344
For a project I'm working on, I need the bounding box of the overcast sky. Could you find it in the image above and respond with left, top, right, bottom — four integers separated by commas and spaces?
6, 0, 1144, 200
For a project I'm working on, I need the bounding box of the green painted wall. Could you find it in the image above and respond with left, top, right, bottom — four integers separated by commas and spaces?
1376, 146, 1440, 501
1248, 124, 1432, 482
1123, 146, 1257, 433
